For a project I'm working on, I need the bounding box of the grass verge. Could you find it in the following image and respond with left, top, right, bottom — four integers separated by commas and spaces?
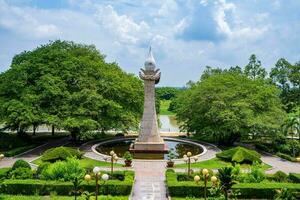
175, 158, 272, 170
32, 156, 123, 168
0, 195, 128, 200
160, 100, 175, 115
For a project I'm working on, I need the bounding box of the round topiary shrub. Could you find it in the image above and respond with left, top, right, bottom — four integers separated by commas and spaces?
41, 147, 83, 163
12, 159, 31, 170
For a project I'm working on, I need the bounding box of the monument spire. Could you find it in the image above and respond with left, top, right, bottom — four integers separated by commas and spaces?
130, 47, 167, 153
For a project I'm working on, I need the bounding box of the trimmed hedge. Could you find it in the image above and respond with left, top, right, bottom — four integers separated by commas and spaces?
289, 173, 300, 183
166, 170, 212, 197
276, 152, 296, 162
0, 171, 134, 196
0, 168, 11, 179
233, 183, 300, 199
216, 146, 261, 164
166, 170, 300, 199
41, 147, 83, 163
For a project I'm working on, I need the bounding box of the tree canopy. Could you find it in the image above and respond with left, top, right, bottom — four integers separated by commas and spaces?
175, 71, 286, 145
0, 40, 144, 140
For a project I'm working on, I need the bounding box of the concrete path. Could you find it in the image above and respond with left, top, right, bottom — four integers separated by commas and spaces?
261, 153, 300, 173
131, 161, 167, 200
0, 137, 69, 168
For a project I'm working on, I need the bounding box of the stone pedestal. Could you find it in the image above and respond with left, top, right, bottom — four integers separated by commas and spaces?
130, 48, 167, 153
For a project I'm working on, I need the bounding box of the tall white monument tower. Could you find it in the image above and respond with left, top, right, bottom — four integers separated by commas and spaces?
130, 47, 167, 152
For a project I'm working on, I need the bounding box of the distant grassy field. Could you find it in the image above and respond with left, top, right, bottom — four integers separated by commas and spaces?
160, 100, 175, 115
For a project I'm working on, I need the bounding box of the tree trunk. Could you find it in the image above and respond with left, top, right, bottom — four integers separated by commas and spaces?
33, 124, 36, 136
52, 125, 55, 136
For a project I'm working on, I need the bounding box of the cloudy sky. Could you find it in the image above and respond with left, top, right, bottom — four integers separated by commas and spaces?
0, 0, 300, 86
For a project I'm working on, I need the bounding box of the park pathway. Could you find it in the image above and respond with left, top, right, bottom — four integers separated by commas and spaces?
261, 153, 300, 173
131, 161, 168, 200
0, 137, 69, 168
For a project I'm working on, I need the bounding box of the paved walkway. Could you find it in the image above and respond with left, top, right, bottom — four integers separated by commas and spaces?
0, 137, 69, 168
131, 161, 167, 200
261, 153, 300, 173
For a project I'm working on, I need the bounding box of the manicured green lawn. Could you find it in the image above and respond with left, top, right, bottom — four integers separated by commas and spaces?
0, 195, 128, 200
160, 100, 175, 115
172, 198, 208, 200
32, 157, 123, 168
175, 158, 272, 170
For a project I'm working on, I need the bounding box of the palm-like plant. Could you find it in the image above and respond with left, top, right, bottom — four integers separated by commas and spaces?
283, 111, 300, 157
218, 167, 237, 200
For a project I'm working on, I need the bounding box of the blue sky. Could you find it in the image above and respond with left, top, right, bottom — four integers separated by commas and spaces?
0, 0, 300, 86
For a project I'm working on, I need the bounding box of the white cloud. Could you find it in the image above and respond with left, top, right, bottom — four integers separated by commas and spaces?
0, 0, 60, 38
213, 0, 268, 40
174, 18, 188, 34
94, 5, 151, 45
156, 0, 178, 17
213, 0, 236, 36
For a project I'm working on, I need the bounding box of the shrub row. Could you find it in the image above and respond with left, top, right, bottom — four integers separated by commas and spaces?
0, 168, 11, 179
0, 171, 134, 196
233, 183, 300, 199
166, 170, 300, 199
289, 173, 300, 183
276, 152, 296, 162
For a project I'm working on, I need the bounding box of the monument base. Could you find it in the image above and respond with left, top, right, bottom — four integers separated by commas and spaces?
129, 141, 169, 153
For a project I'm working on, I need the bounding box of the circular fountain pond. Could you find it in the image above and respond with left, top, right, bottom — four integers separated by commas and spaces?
94, 138, 206, 160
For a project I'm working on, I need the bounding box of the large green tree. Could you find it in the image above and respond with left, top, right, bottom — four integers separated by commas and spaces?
244, 54, 267, 80
0, 41, 143, 140
270, 58, 300, 112
176, 72, 286, 145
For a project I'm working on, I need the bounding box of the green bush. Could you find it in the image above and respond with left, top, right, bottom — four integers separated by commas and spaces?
272, 171, 288, 182
41, 147, 83, 163
0, 168, 11, 179
40, 157, 85, 181
36, 162, 50, 175
8, 168, 34, 179
239, 163, 265, 183
289, 173, 300, 183
0, 171, 134, 196
166, 170, 212, 197
276, 152, 296, 162
12, 160, 31, 170
166, 170, 300, 199
233, 183, 300, 199
216, 146, 261, 164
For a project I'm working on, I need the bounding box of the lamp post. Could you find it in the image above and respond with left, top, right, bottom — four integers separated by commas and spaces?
211, 175, 218, 187
183, 152, 192, 175
202, 169, 209, 200
93, 167, 101, 200
91, 167, 109, 200
109, 150, 118, 175
0, 154, 4, 161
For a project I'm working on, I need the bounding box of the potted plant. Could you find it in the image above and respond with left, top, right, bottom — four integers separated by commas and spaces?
123, 151, 133, 167
167, 148, 176, 168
